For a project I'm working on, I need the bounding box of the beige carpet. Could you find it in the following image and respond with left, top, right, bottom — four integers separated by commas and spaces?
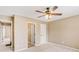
0, 44, 12, 52
21, 42, 79, 52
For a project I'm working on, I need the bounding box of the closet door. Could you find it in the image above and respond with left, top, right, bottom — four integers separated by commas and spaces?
40, 24, 47, 44
35, 23, 40, 46
35, 23, 47, 46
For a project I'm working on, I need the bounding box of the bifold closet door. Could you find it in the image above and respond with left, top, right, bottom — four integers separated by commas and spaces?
40, 24, 47, 44
28, 23, 35, 48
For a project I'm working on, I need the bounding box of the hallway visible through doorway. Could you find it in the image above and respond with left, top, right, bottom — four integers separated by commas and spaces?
0, 19, 13, 52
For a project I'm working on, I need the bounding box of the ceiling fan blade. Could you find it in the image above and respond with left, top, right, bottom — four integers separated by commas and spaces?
51, 13, 62, 15
53, 6, 58, 11
35, 10, 44, 13
38, 15, 45, 18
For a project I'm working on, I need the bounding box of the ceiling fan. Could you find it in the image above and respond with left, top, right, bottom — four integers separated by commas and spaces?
35, 6, 62, 19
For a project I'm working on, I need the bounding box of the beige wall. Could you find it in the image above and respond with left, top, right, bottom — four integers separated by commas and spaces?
48, 15, 79, 49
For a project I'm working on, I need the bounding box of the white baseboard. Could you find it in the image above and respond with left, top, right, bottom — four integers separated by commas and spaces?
48, 42, 79, 51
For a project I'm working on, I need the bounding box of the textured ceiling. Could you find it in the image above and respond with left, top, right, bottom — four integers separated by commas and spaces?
0, 6, 79, 22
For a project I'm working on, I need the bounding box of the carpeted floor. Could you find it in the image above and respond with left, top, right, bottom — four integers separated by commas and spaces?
0, 44, 12, 52
21, 42, 79, 52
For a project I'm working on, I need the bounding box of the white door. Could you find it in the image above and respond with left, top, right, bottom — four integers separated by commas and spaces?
40, 24, 47, 44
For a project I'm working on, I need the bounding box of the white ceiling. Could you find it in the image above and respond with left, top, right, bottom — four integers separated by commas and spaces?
0, 6, 79, 22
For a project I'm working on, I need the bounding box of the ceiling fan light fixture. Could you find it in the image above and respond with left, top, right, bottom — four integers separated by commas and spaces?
45, 15, 52, 19
35, 6, 62, 20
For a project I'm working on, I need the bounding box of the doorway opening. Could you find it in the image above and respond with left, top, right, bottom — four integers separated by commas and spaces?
28, 23, 35, 48
0, 18, 14, 52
